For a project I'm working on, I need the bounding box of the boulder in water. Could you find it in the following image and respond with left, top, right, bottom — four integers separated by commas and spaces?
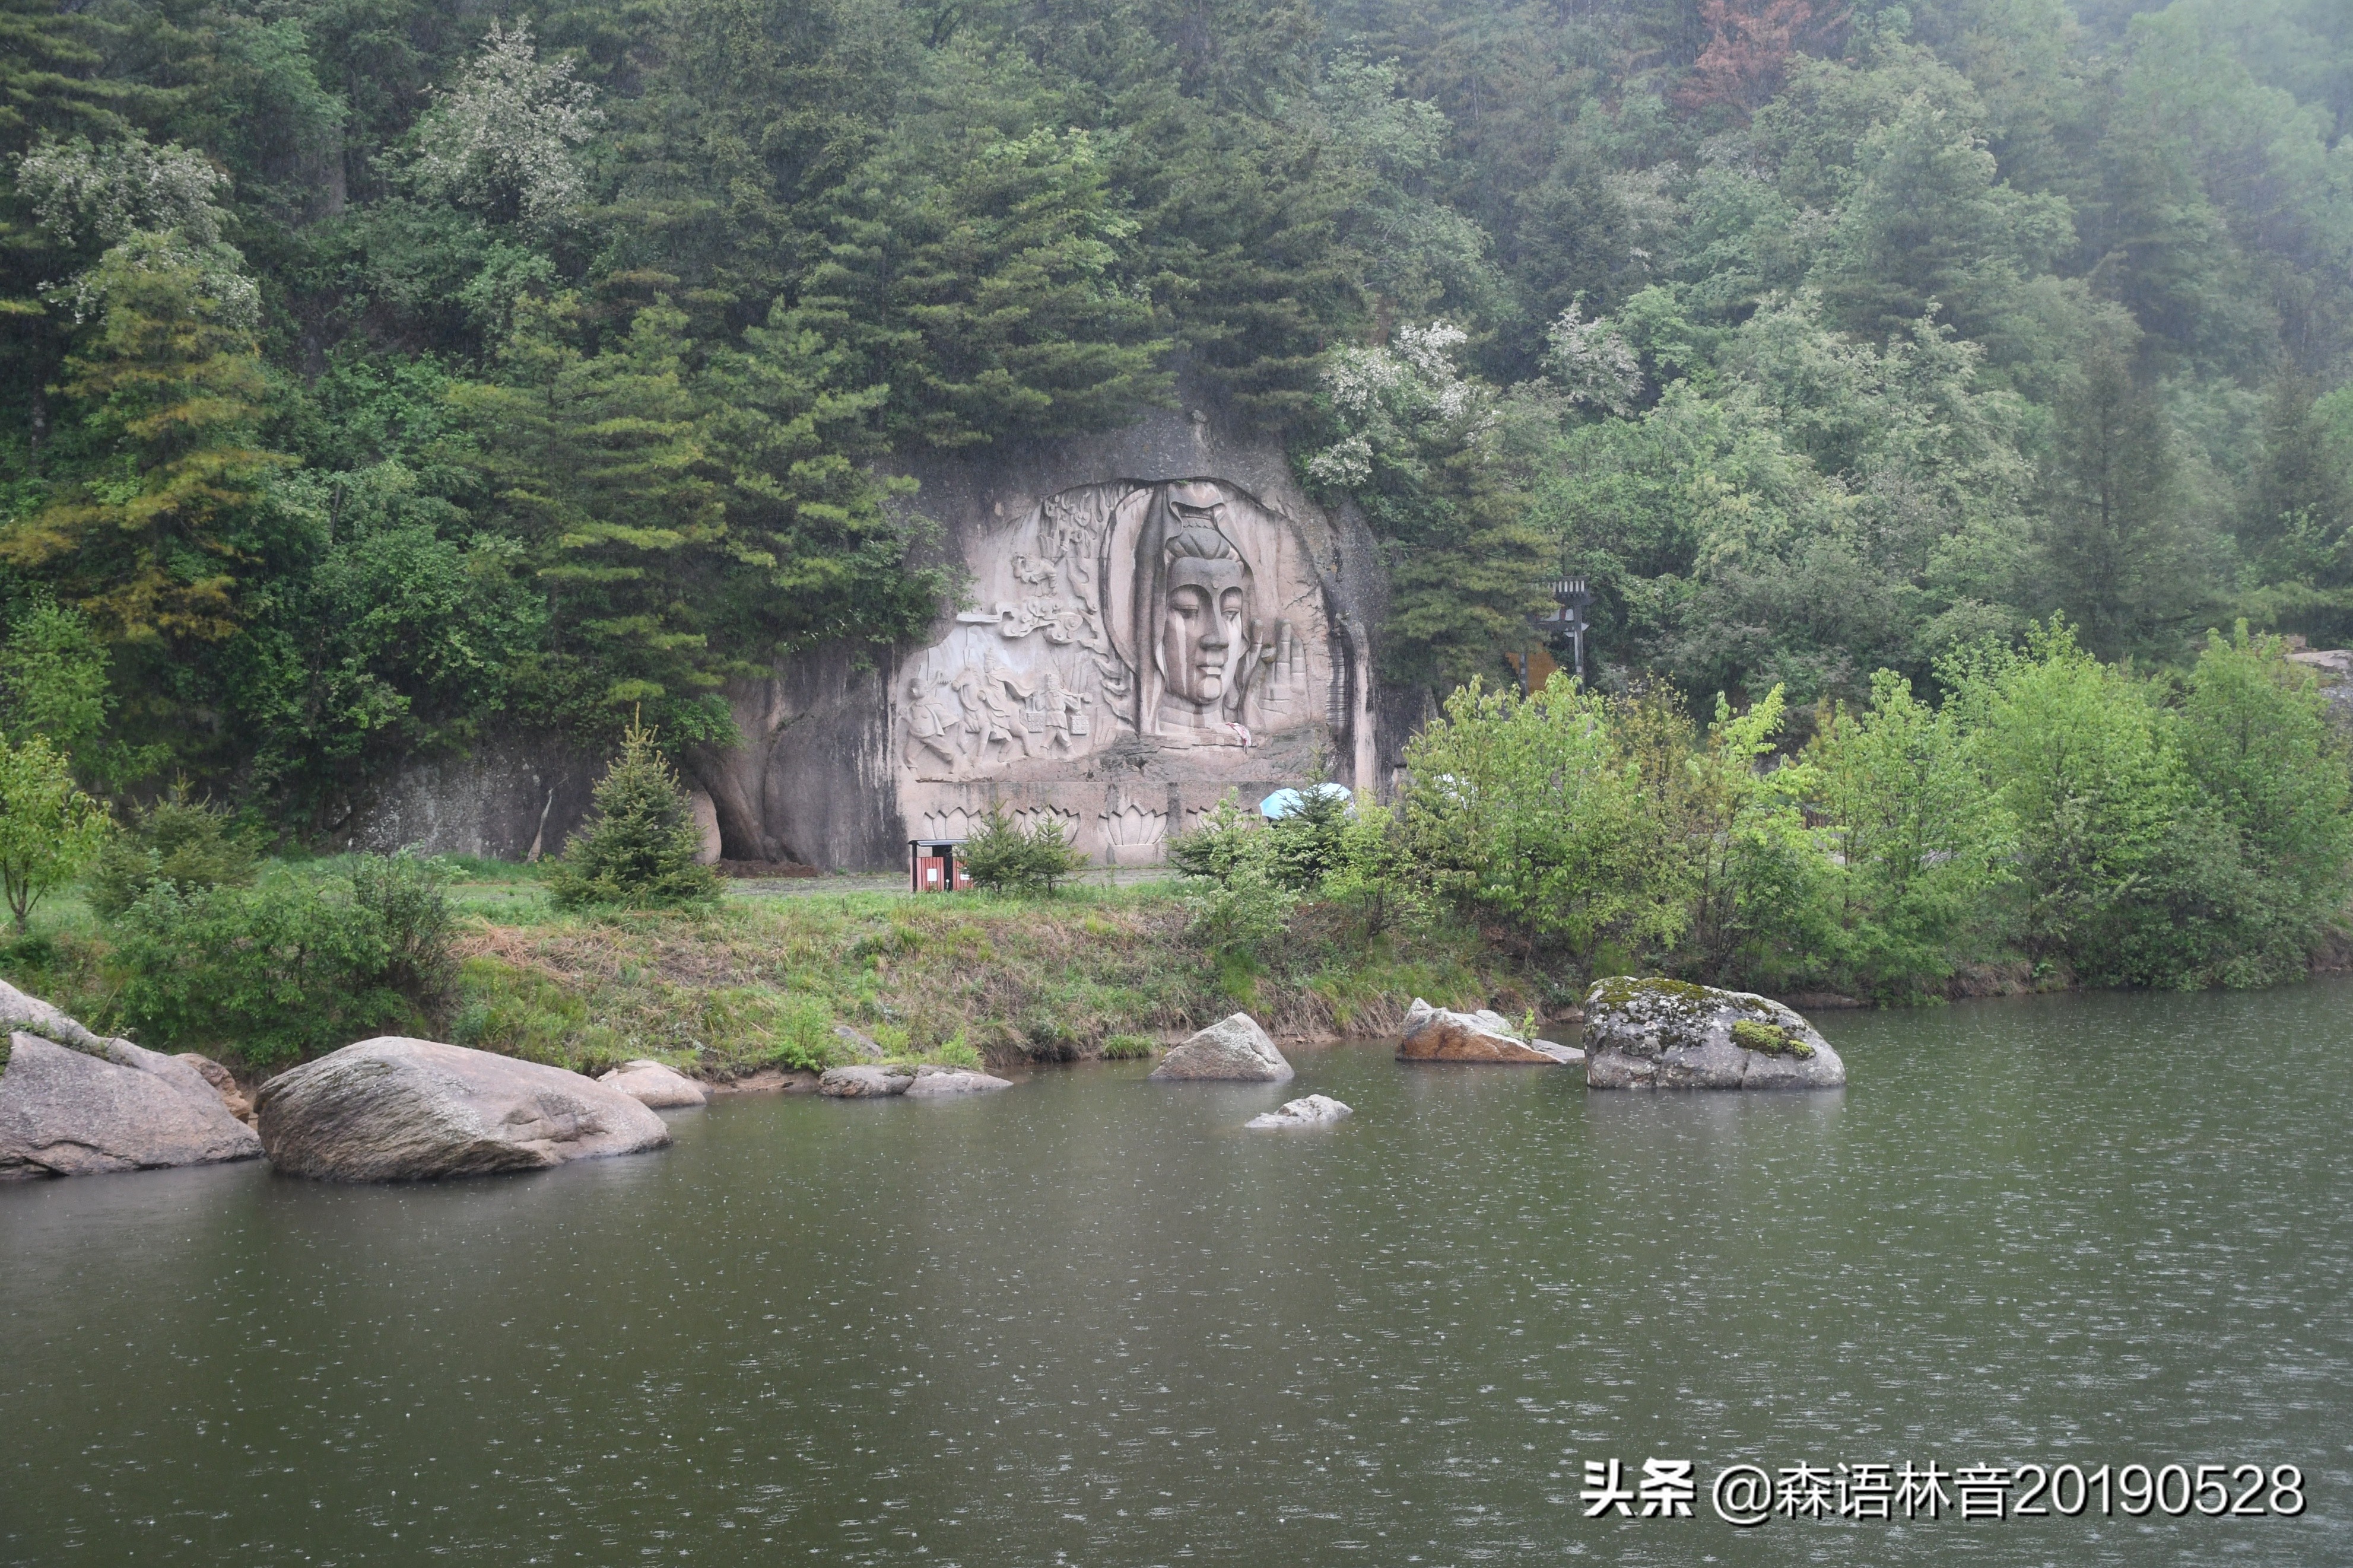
1147, 1014, 1294, 1083
1582, 978, 1844, 1090
1244, 1093, 1351, 1129
903, 1066, 1014, 1097
0, 979, 262, 1179
819, 1064, 912, 1098
2, 1033, 265, 1179
1395, 998, 1570, 1064
598, 1059, 709, 1108
255, 1037, 671, 1180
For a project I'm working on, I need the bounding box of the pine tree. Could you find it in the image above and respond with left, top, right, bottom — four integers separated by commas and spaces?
1, 236, 288, 647
454, 294, 732, 737
2243, 374, 2351, 583
791, 122, 1170, 449
546, 718, 722, 909
2033, 344, 2214, 659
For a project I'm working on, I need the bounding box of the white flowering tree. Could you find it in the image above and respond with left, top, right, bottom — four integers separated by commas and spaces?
11, 136, 256, 325
1302, 321, 1552, 688
409, 22, 602, 230
1545, 304, 1644, 419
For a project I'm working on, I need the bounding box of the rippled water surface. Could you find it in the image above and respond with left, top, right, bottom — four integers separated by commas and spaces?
4, 984, 2350, 1566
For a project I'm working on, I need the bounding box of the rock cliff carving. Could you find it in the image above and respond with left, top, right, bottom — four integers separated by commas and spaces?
901, 479, 1324, 783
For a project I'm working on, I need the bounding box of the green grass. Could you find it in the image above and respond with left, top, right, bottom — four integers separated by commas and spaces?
1, 861, 1579, 1079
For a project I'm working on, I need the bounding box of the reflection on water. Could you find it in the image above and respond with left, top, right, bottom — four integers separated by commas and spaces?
4, 985, 2349, 1565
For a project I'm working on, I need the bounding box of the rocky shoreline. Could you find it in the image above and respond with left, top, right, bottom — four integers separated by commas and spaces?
1, 976, 1846, 1184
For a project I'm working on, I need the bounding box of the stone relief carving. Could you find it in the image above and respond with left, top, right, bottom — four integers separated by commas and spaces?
897, 477, 1341, 864
1100, 803, 1168, 849
901, 479, 1325, 783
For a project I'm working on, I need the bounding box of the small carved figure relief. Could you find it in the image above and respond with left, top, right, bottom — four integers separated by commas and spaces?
903, 671, 963, 773
1034, 670, 1092, 754
954, 655, 1044, 774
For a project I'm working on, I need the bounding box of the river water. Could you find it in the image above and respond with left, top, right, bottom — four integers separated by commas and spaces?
4, 984, 2348, 1566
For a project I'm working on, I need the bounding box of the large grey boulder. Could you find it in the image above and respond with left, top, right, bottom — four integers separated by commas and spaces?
0, 979, 262, 1179
819, 1063, 912, 1098
1, 1033, 264, 1179
255, 1038, 671, 1180
1582, 978, 1844, 1090
1147, 1013, 1294, 1083
903, 1065, 1013, 1097
1395, 998, 1575, 1064
598, 1059, 709, 1108
1245, 1093, 1351, 1130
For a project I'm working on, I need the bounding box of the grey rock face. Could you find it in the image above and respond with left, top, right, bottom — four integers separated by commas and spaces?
819, 1064, 913, 1098
1582, 978, 1844, 1090
902, 1067, 1014, 1097
1, 1034, 263, 1179
1529, 1039, 1586, 1065
1147, 1013, 1294, 1083
598, 1059, 709, 1108
1395, 997, 1568, 1064
1244, 1093, 1351, 1129
255, 1038, 671, 1180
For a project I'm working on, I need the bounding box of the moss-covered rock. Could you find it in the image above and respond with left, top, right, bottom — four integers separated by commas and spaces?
1582, 977, 1843, 1090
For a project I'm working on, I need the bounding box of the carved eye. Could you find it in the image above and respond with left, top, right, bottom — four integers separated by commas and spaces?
1220, 589, 1244, 616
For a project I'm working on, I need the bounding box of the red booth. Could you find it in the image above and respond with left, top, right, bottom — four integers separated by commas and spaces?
909, 838, 972, 893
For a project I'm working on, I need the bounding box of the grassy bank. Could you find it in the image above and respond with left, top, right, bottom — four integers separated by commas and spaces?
0, 867, 1561, 1079
444, 878, 1541, 1078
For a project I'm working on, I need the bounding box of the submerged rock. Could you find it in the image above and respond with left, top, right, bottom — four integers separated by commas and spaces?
903, 1066, 1014, 1097
598, 1059, 709, 1108
1395, 998, 1571, 1064
819, 1064, 913, 1098
1147, 1014, 1294, 1083
255, 1038, 671, 1180
1244, 1093, 1352, 1129
2, 1034, 265, 1179
1582, 978, 1844, 1090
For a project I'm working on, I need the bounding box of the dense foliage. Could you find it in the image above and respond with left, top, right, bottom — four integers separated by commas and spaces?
1, 0, 2350, 820
107, 851, 456, 1063
1176, 624, 2353, 999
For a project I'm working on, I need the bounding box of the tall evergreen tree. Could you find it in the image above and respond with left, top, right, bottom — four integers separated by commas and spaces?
2032, 344, 2212, 659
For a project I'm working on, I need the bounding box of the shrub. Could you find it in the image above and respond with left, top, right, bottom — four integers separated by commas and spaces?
929, 1031, 983, 1068
547, 719, 723, 910
88, 785, 261, 918
106, 853, 456, 1066
1098, 1033, 1156, 1060
961, 806, 1088, 896
768, 994, 837, 1071
0, 733, 112, 933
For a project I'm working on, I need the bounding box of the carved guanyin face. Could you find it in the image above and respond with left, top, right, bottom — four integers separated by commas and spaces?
1160, 554, 1246, 706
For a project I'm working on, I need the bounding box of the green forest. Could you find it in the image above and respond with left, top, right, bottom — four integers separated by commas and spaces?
6, 0, 2353, 814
